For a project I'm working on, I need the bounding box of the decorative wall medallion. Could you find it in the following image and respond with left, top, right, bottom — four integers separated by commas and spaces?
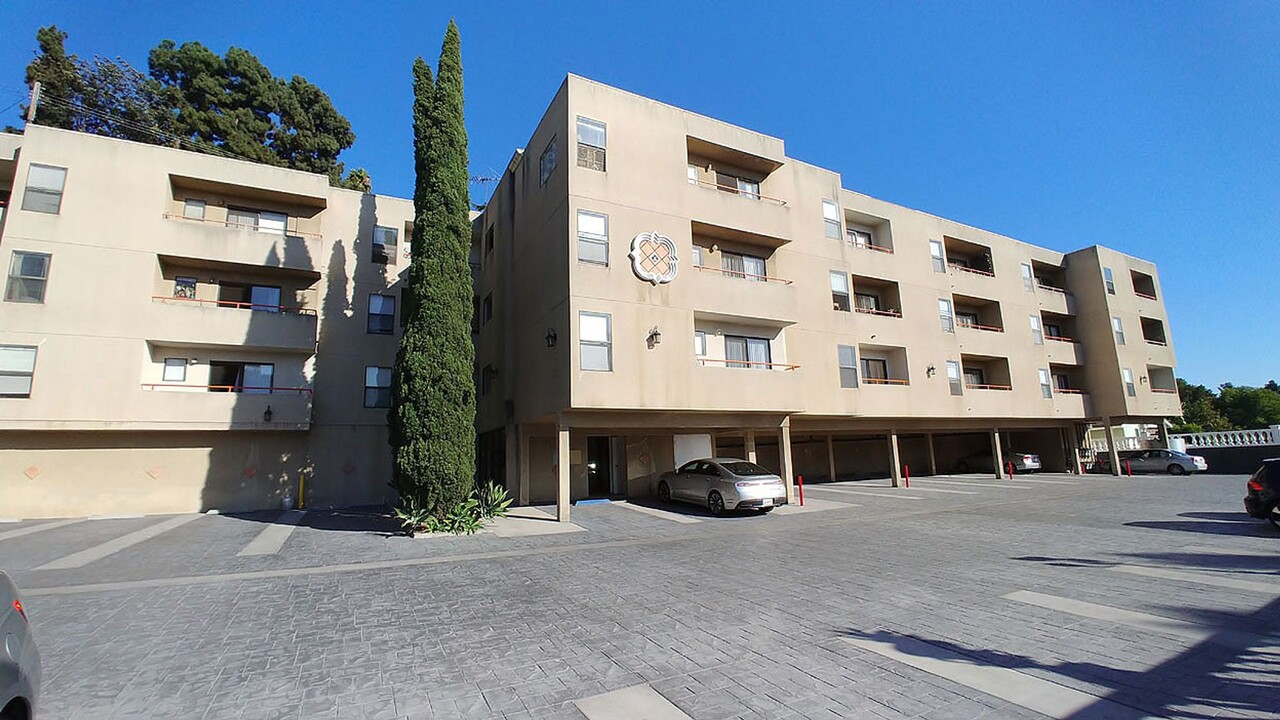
146, 466, 163, 480
629, 231, 679, 285
23, 465, 40, 480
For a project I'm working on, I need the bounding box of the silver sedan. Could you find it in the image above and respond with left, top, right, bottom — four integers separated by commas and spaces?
656, 458, 788, 516
1, 571, 40, 720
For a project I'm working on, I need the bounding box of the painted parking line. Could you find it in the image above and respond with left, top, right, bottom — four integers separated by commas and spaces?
612, 502, 702, 524
1112, 565, 1280, 595
807, 487, 925, 501
912, 479, 1031, 490
773, 497, 859, 514
1180, 544, 1275, 557
237, 511, 306, 556
36, 514, 201, 570
1004, 590, 1217, 642
882, 485, 976, 495
843, 635, 1144, 719
574, 683, 692, 720
1004, 477, 1078, 485
0, 518, 82, 542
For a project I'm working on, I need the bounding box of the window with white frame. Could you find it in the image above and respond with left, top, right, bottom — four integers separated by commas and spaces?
368, 294, 396, 334
1123, 367, 1136, 397
364, 366, 392, 408
722, 251, 765, 281
1021, 263, 1034, 292
837, 345, 858, 388
847, 227, 873, 248
0, 345, 37, 397
580, 311, 612, 371
822, 200, 841, 239
576, 117, 606, 171
736, 177, 760, 199
830, 271, 851, 311
693, 330, 707, 361
946, 360, 963, 395
183, 198, 206, 220
226, 208, 286, 235
577, 210, 608, 265
938, 298, 955, 332
1029, 315, 1043, 345
163, 358, 187, 382
5, 251, 51, 303
687, 164, 699, 185
539, 137, 557, 186
929, 239, 946, 273
691, 245, 705, 267
21, 164, 66, 214
1039, 368, 1053, 398
1112, 316, 1125, 345
861, 357, 888, 381
372, 225, 398, 264
725, 335, 771, 370
1103, 266, 1115, 294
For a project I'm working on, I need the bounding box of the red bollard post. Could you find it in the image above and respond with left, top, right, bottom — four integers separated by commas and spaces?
1125, 460, 1132, 477
1006, 461, 1015, 478
904, 464, 910, 488
797, 475, 804, 506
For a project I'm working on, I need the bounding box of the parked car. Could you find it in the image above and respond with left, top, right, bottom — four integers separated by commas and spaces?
1100, 448, 1208, 475
955, 450, 1041, 474
656, 458, 788, 516
1, 571, 40, 720
1244, 458, 1280, 528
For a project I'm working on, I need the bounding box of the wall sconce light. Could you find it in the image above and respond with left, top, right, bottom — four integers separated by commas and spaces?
263, 405, 274, 422
1140, 375, 1148, 384
545, 329, 557, 348
926, 364, 936, 378
647, 326, 662, 349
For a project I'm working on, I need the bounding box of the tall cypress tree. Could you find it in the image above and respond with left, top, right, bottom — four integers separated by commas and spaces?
389, 22, 475, 516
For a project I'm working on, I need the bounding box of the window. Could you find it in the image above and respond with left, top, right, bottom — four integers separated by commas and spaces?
854, 293, 880, 312
1045, 323, 1062, 339
956, 311, 980, 328
218, 283, 281, 312
725, 336, 771, 370
938, 298, 955, 332
1039, 368, 1053, 398
576, 117, 606, 171
21, 164, 66, 214
822, 200, 842, 239
946, 360, 963, 396
693, 331, 707, 360
539, 137, 557, 186
736, 178, 760, 200
480, 365, 495, 396
929, 239, 946, 273
691, 245, 705, 267
364, 366, 392, 408
963, 367, 986, 387
174, 276, 197, 299
847, 228, 872, 248
837, 345, 858, 388
485, 226, 494, 254
687, 164, 700, 185
1112, 316, 1125, 345
226, 208, 286, 235
577, 210, 609, 265
861, 358, 888, 381
1053, 373, 1070, 390
183, 199, 206, 220
1029, 315, 1043, 345
0, 345, 38, 397
368, 294, 396, 334
1021, 263, 1034, 292
482, 294, 493, 326
579, 311, 612, 371
5, 251, 51, 303
722, 252, 765, 281
1123, 368, 1136, 397
208, 361, 274, 394
1103, 267, 1115, 294
372, 226, 398, 264
163, 358, 187, 382
830, 271, 851, 311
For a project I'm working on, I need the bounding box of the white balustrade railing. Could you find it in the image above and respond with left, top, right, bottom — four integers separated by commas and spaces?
1169, 425, 1280, 449
1090, 437, 1146, 453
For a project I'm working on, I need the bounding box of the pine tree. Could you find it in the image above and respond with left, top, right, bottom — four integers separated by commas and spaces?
389, 22, 475, 516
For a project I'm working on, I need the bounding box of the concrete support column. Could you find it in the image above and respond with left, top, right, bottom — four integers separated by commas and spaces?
888, 431, 903, 487
992, 429, 1006, 479
827, 433, 837, 483
504, 423, 518, 496
517, 424, 530, 506
745, 429, 757, 464
926, 433, 938, 476
778, 417, 796, 504
1104, 416, 1121, 476
1157, 421, 1170, 449
1068, 425, 1084, 475
556, 423, 571, 522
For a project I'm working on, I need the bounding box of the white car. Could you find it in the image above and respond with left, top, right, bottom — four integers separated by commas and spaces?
656, 458, 788, 516
1, 571, 40, 720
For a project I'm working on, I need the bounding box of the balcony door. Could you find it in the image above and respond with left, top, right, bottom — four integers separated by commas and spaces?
725, 336, 771, 369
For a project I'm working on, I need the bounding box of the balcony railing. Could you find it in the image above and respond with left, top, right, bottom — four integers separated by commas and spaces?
696, 358, 800, 371
164, 212, 322, 239
141, 383, 313, 395
948, 262, 995, 277
854, 307, 902, 318
152, 295, 317, 316
1046, 335, 1079, 343
1144, 338, 1168, 347
693, 264, 793, 285
1150, 387, 1178, 394
1054, 388, 1087, 394
958, 321, 1004, 333
1036, 282, 1071, 295
965, 383, 1012, 391
1135, 291, 1157, 300
849, 238, 894, 254
863, 377, 910, 386
688, 178, 787, 206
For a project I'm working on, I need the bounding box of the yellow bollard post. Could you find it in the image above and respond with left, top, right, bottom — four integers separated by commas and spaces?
298, 473, 306, 510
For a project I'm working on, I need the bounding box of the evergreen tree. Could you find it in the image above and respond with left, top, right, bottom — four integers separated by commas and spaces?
22, 26, 79, 129
389, 22, 476, 516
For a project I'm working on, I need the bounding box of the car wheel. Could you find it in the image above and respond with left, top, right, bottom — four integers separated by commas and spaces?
656, 481, 671, 503
1268, 505, 1280, 530
956, 461, 971, 474
708, 490, 725, 517
1167, 464, 1187, 476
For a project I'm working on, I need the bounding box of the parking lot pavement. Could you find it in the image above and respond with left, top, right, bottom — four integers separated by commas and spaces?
5, 473, 1278, 719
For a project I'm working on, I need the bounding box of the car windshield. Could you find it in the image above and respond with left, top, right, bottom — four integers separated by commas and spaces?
719, 461, 774, 476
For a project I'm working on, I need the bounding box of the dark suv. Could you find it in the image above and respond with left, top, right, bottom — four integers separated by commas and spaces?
1243, 459, 1280, 528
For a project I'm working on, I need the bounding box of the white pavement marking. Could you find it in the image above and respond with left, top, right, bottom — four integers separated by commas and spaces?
843, 635, 1144, 719
87, 513, 145, 520
1004, 477, 1079, 485
808, 487, 925, 501
913, 478, 1031, 490
236, 511, 305, 556
490, 506, 586, 537
573, 683, 692, 720
1004, 590, 1217, 642
612, 501, 702, 524
36, 514, 201, 570
1112, 565, 1280, 595
887, 485, 977, 495
1181, 544, 1275, 557
774, 497, 858, 514
0, 518, 82, 542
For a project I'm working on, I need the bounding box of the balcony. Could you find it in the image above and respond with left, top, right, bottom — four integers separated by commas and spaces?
960, 354, 1012, 393
147, 296, 318, 353
689, 247, 796, 324
684, 172, 790, 244
162, 213, 324, 273
852, 275, 903, 319
1050, 390, 1091, 418
1131, 269, 1158, 300
858, 344, 910, 386
137, 384, 312, 430
845, 208, 894, 255
1141, 317, 1168, 347
944, 236, 995, 277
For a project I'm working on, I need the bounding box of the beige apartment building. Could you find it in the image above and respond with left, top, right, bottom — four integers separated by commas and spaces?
473, 75, 1181, 520
1, 125, 416, 518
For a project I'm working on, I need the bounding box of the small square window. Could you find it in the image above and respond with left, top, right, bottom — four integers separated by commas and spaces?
539, 137, 558, 186
837, 345, 858, 388
163, 358, 187, 382
822, 200, 842, 239
577, 210, 609, 265
576, 117, 606, 172
5, 251, 51, 304
0, 345, 38, 398
368, 294, 396, 334
183, 199, 206, 220
364, 366, 392, 408
21, 164, 66, 214
580, 311, 612, 372
373, 226, 398, 264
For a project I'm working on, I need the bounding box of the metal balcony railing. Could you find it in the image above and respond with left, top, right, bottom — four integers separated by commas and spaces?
141, 383, 313, 395
965, 383, 1012, 391
696, 358, 800, 371
948, 262, 995, 277
164, 212, 322, 239
863, 377, 910, 386
693, 264, 793, 285
688, 178, 787, 206
152, 295, 317, 316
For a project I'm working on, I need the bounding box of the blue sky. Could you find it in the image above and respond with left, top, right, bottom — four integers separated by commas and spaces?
2, 1, 1275, 387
